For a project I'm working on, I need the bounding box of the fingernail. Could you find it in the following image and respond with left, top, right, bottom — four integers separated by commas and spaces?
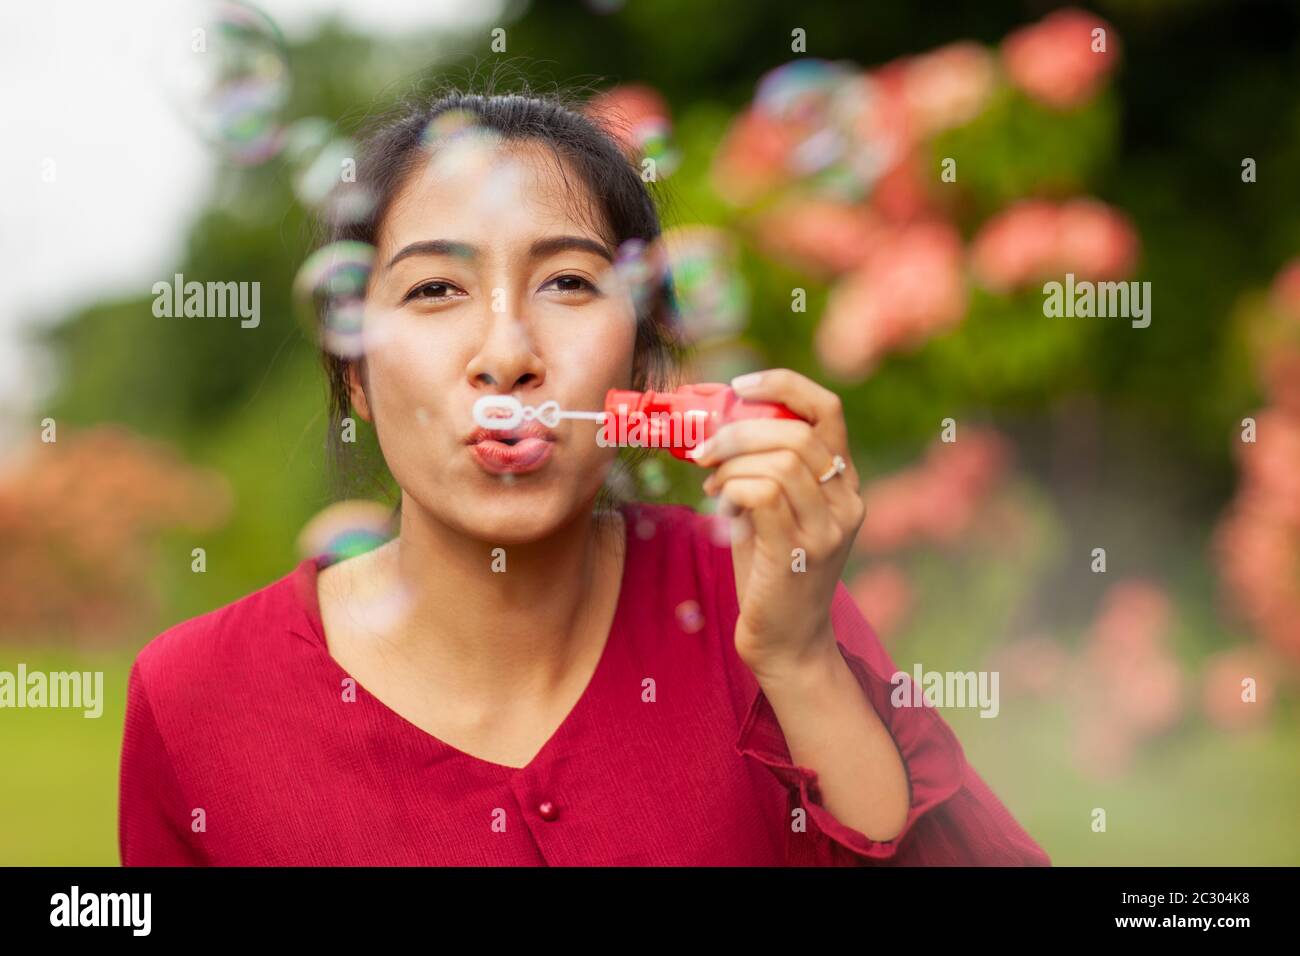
687, 439, 713, 460
731, 372, 763, 391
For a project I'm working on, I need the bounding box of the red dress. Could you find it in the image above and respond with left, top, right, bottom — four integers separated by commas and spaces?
118, 501, 1050, 866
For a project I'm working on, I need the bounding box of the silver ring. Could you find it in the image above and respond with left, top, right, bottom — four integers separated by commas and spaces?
818, 454, 847, 484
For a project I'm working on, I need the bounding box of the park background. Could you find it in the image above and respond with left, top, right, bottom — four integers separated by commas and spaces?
2, 0, 1299, 864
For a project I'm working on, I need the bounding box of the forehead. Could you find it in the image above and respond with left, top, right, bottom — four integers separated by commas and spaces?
376, 137, 611, 256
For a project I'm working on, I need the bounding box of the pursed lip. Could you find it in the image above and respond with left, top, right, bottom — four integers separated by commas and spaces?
465, 418, 556, 475
464, 420, 557, 446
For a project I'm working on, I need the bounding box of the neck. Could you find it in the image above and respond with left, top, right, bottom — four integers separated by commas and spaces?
384, 496, 625, 699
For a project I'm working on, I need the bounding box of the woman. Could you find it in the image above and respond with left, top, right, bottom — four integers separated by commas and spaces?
118, 88, 1050, 866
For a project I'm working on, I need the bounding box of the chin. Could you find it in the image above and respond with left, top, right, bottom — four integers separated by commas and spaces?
453, 488, 586, 545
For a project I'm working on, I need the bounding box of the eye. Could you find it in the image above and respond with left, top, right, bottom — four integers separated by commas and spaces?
404, 280, 465, 303
542, 274, 600, 296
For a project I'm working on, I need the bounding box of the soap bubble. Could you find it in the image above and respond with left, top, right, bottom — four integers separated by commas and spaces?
754, 58, 894, 198
297, 501, 414, 634
637, 459, 671, 497
701, 504, 738, 548
633, 116, 682, 179
682, 340, 766, 385
293, 241, 377, 358
415, 112, 540, 231
420, 109, 485, 149
161, 1, 292, 166
675, 600, 705, 634
662, 226, 749, 344
603, 237, 671, 324
419, 110, 503, 180
604, 228, 748, 342
281, 117, 373, 225
297, 500, 396, 563
756, 59, 850, 122
755, 59, 857, 173
601, 460, 638, 500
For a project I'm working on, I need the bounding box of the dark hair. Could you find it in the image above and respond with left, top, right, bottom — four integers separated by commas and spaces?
316, 81, 684, 517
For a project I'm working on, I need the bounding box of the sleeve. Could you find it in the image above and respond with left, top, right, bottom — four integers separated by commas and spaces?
118, 657, 205, 866
734, 582, 1051, 866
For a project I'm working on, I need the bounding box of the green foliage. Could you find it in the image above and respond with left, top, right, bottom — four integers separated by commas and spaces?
933, 86, 1120, 220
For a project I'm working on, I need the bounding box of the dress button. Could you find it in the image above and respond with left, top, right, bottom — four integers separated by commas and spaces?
537, 800, 559, 821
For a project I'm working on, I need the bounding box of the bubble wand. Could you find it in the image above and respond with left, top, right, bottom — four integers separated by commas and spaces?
473, 384, 806, 465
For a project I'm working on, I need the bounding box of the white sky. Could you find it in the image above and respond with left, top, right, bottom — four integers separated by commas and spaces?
0, 0, 509, 444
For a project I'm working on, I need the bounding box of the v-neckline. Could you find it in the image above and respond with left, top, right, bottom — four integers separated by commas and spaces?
290, 502, 639, 774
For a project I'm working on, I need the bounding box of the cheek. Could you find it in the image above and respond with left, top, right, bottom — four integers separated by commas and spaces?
362, 318, 458, 423
543, 306, 638, 387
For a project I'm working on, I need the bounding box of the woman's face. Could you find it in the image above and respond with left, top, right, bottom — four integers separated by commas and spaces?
354, 137, 637, 544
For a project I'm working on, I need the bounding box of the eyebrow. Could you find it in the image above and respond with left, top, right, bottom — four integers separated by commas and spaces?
385, 235, 613, 270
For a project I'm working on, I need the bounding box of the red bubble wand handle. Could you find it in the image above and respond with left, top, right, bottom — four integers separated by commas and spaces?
601, 383, 804, 463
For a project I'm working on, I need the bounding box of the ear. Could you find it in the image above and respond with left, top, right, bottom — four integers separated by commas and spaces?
346, 360, 373, 422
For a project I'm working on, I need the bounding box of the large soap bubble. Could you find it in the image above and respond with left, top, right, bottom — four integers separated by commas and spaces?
160, 0, 292, 165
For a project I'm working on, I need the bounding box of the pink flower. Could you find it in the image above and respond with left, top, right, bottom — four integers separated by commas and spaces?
855, 428, 1011, 552
1214, 502, 1300, 663
970, 198, 1140, 292
1201, 647, 1279, 732
970, 199, 1061, 292
1002, 8, 1120, 109
585, 84, 671, 154
900, 42, 997, 136
853, 475, 927, 552
989, 635, 1068, 698
711, 108, 799, 205
870, 149, 935, 223
1055, 198, 1141, 280
0, 426, 231, 643
1234, 408, 1300, 526
815, 219, 967, 379
753, 199, 884, 277
848, 563, 913, 641
1271, 257, 1300, 323
1087, 578, 1173, 660
1262, 348, 1300, 417
1078, 580, 1184, 737
1067, 579, 1185, 777
852, 66, 913, 179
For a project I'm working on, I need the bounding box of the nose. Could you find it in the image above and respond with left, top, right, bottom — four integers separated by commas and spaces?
465, 306, 545, 393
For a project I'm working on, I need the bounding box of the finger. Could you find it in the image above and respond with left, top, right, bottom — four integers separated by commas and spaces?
729, 368, 856, 483
692, 418, 861, 522
690, 418, 834, 479
715, 476, 798, 550
705, 450, 840, 554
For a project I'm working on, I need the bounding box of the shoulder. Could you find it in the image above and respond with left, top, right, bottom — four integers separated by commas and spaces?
129, 560, 318, 702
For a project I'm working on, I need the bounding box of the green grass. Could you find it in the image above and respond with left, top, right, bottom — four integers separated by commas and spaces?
0, 649, 135, 866
949, 700, 1300, 866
